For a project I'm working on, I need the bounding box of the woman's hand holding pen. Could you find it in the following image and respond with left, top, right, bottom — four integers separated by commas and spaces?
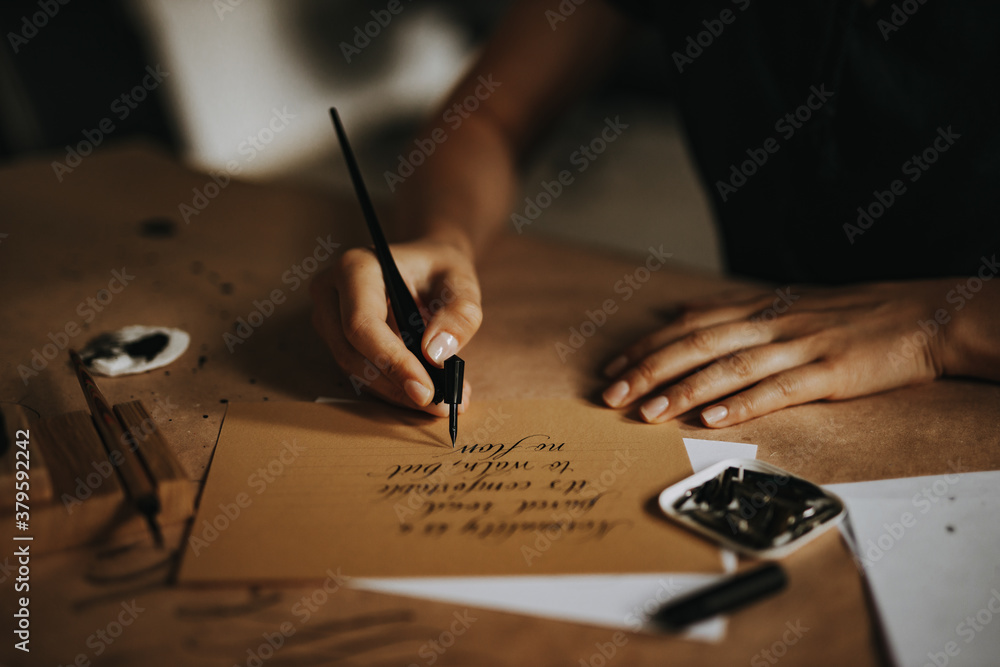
310, 237, 480, 416
602, 279, 1000, 428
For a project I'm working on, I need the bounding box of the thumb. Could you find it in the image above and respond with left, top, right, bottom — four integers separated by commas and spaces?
421, 268, 483, 367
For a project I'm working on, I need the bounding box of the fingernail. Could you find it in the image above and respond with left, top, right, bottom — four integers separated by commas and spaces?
604, 355, 628, 377
404, 379, 433, 406
640, 396, 669, 422
426, 332, 458, 365
702, 405, 728, 425
603, 380, 629, 408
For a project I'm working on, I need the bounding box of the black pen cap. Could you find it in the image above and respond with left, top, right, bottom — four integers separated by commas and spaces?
651, 562, 788, 631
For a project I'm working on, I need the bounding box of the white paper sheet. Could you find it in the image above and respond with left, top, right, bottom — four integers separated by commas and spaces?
827, 470, 1000, 667
683, 438, 758, 472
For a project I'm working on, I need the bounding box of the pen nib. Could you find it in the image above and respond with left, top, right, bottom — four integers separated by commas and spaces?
450, 404, 457, 448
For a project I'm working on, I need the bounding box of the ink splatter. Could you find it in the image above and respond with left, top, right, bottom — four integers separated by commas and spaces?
79, 326, 190, 377
220, 282, 234, 295
124, 333, 169, 361
198, 355, 207, 369
946, 525, 955, 533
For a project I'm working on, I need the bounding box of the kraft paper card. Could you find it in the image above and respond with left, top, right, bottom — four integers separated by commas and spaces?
179, 399, 722, 583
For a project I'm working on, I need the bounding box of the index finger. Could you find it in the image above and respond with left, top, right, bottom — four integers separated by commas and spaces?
335, 249, 436, 405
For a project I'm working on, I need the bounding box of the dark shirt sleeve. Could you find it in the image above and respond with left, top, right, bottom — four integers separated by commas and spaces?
593, 0, 1000, 284
602, 0, 656, 22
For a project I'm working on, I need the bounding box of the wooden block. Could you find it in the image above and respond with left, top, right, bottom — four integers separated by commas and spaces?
0, 403, 195, 553
114, 400, 195, 523
1, 411, 131, 551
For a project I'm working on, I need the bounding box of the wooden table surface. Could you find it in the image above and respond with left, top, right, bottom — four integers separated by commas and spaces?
2, 143, 997, 666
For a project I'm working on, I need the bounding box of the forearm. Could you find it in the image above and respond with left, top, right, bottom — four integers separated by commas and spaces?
394, 109, 518, 258
392, 0, 632, 258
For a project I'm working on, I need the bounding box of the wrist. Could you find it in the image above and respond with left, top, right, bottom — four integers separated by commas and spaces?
940, 278, 1000, 380
421, 224, 478, 259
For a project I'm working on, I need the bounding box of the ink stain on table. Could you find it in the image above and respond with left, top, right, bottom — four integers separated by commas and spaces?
220, 282, 234, 295
128, 333, 169, 360
946, 525, 955, 533
138, 218, 177, 238
80, 326, 190, 376
198, 355, 207, 369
